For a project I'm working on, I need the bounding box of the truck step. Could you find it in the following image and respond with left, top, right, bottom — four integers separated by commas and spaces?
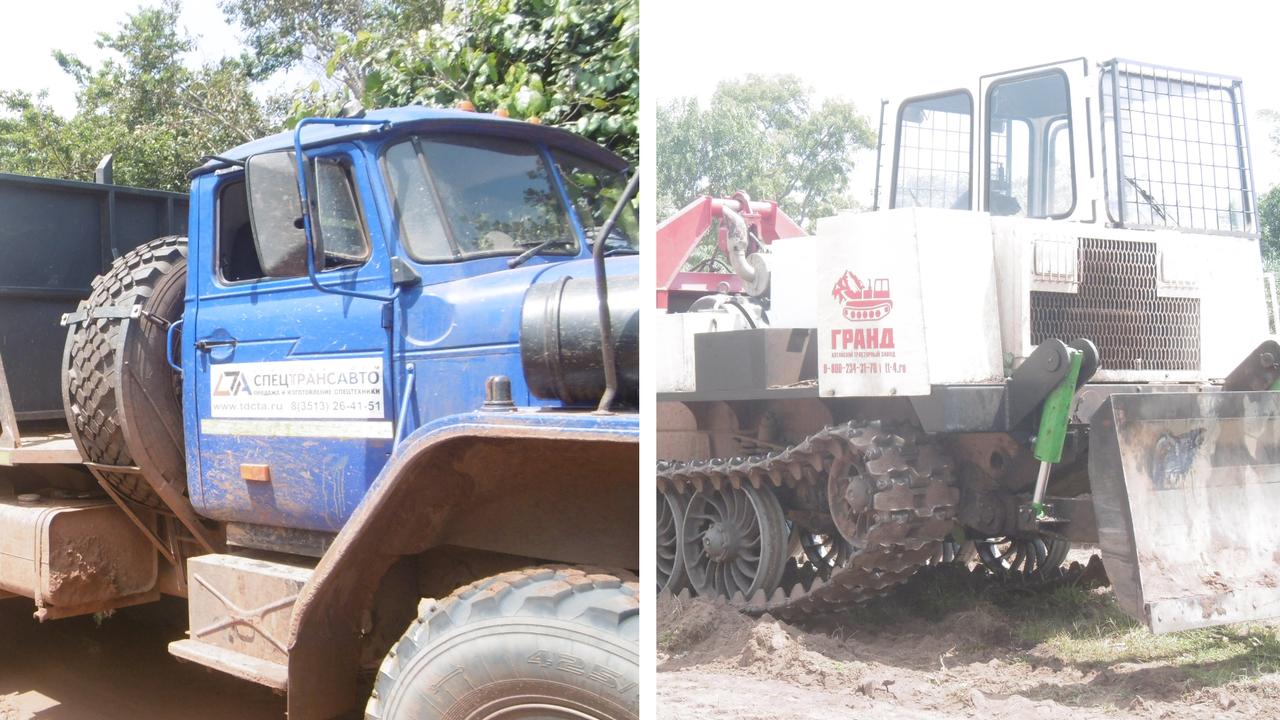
169, 638, 288, 690
172, 552, 314, 688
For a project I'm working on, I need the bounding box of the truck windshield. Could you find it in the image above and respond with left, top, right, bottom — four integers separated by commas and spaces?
384, 135, 578, 262
549, 149, 638, 253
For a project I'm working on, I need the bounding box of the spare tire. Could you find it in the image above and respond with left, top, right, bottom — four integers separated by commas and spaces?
62, 236, 188, 509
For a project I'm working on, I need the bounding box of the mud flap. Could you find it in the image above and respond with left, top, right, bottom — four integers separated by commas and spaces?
1091, 391, 1280, 633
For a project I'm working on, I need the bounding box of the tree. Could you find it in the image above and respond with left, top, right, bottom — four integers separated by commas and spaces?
1261, 185, 1280, 271
322, 0, 638, 166
656, 75, 876, 226
0, 1, 269, 191
219, 0, 431, 96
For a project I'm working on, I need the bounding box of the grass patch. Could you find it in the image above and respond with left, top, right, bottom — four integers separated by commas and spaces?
815, 562, 1280, 688
1008, 588, 1280, 685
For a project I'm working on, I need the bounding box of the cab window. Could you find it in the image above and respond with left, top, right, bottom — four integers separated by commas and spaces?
230, 151, 371, 282
985, 71, 1075, 218
892, 91, 973, 210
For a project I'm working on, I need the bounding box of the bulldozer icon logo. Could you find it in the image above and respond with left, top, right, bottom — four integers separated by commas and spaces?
832, 271, 893, 322
213, 370, 253, 397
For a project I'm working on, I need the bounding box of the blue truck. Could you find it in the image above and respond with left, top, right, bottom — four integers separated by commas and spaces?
0, 107, 639, 719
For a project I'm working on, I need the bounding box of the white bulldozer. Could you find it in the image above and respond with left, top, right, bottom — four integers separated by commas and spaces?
655, 58, 1280, 633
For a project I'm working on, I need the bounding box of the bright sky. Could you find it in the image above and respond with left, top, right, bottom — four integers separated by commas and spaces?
0, 1, 291, 113
647, 0, 1280, 206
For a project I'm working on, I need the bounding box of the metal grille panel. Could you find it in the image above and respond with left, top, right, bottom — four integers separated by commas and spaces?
1100, 59, 1254, 235
1030, 238, 1199, 372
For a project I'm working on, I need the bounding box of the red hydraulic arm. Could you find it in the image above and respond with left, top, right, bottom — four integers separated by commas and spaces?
655, 192, 806, 310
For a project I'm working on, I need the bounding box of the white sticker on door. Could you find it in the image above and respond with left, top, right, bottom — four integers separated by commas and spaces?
210, 357, 385, 419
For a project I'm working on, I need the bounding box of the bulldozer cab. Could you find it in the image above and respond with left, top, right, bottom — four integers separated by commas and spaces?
876, 58, 1258, 236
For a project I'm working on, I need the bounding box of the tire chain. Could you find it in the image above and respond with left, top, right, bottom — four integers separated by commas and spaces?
657, 420, 961, 622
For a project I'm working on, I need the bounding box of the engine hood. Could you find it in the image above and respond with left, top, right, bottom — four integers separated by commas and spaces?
398, 255, 638, 351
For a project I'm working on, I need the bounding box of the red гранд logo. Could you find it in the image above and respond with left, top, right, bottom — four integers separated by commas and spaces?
832, 271, 892, 322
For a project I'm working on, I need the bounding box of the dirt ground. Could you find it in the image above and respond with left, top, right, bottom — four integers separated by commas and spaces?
0, 596, 285, 720
657, 554, 1280, 720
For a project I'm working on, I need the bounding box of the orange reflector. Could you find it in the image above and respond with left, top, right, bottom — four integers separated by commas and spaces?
240, 463, 271, 482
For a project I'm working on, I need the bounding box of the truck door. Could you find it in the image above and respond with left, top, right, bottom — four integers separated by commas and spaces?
977, 58, 1093, 222
189, 143, 395, 533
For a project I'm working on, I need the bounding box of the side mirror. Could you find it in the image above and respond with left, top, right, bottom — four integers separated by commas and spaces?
246, 151, 313, 277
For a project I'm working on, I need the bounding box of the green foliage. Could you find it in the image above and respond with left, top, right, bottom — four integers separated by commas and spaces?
219, 0, 413, 95
0, 1, 268, 191
319, 0, 638, 166
1260, 185, 1280, 272
0, 0, 635, 191
656, 75, 876, 227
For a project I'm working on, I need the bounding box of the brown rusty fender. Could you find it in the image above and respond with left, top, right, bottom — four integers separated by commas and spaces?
1090, 390, 1280, 634
281, 412, 638, 719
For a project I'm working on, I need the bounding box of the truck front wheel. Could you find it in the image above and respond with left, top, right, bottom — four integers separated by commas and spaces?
366, 566, 639, 720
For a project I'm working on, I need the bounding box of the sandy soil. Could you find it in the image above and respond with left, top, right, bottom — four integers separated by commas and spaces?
657, 561, 1280, 720
0, 596, 285, 720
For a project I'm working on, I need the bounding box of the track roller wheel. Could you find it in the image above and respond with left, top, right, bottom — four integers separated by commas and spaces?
929, 539, 976, 565
798, 531, 851, 573
828, 459, 875, 550
975, 536, 1070, 580
656, 488, 689, 593
681, 483, 788, 600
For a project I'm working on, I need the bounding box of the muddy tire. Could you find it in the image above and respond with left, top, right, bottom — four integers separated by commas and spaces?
366, 566, 639, 720
62, 236, 188, 509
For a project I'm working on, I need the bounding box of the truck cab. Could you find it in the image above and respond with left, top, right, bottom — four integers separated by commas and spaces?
184, 108, 638, 535
0, 106, 640, 720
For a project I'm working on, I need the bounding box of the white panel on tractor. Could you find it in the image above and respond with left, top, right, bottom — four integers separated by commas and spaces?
654, 309, 757, 393
799, 208, 1002, 398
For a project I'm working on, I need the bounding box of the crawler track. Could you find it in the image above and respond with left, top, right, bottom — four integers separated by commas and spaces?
657, 421, 961, 622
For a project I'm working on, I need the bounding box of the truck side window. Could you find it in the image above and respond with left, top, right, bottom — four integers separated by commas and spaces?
892, 91, 973, 210
241, 150, 371, 281
217, 178, 264, 282
384, 135, 577, 262
312, 158, 371, 268
985, 71, 1074, 218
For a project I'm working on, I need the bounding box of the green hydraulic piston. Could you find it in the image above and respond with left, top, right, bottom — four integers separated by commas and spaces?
1030, 348, 1083, 516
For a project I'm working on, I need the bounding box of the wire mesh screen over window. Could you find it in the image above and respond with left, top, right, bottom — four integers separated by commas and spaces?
892, 92, 972, 209
1101, 60, 1255, 234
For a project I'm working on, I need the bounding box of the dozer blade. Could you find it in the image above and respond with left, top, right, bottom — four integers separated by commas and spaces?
1090, 391, 1280, 633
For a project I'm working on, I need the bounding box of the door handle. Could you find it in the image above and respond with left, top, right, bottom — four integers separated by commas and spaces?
195, 337, 238, 352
